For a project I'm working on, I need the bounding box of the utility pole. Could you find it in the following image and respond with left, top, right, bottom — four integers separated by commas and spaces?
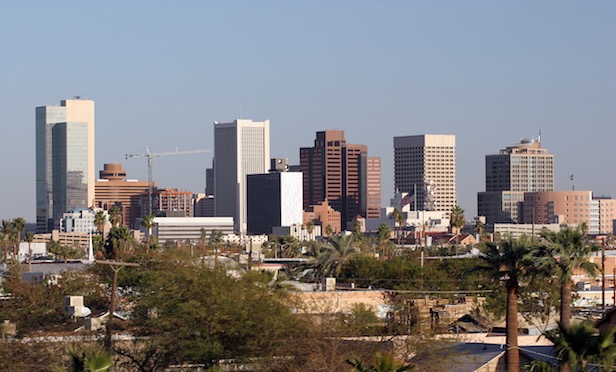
97, 260, 140, 351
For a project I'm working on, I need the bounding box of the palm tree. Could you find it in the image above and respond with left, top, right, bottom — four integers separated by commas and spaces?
306, 220, 315, 238
449, 205, 465, 235
108, 205, 122, 228
481, 235, 537, 372
545, 321, 616, 371
94, 210, 106, 235
11, 217, 26, 258
107, 225, 132, 259
474, 219, 485, 239
140, 214, 156, 249
325, 224, 334, 237
1, 219, 12, 263
25, 232, 34, 272
536, 226, 598, 332
317, 234, 357, 278
376, 223, 392, 259
390, 208, 404, 247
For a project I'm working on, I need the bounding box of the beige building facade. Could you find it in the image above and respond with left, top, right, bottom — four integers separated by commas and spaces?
394, 134, 456, 214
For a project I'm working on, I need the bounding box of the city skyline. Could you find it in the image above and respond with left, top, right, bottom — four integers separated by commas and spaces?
2, 2, 615, 222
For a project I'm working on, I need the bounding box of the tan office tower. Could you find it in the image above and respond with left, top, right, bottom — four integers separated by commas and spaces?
478, 136, 554, 224
213, 119, 270, 233
95, 163, 153, 228
300, 130, 380, 230
36, 98, 95, 232
366, 157, 382, 219
393, 134, 456, 214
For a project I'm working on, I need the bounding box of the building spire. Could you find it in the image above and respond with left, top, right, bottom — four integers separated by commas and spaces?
88, 229, 95, 263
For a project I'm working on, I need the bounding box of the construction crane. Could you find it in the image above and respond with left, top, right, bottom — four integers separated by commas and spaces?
125, 146, 210, 215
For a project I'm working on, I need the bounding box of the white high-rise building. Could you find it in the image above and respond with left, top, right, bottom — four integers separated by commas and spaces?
213, 119, 270, 233
393, 134, 456, 214
36, 98, 95, 232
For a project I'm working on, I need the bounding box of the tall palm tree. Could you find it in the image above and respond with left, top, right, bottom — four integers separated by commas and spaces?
325, 224, 334, 237
25, 232, 34, 272
140, 214, 156, 249
306, 220, 315, 238
1, 219, 12, 263
108, 225, 132, 259
108, 205, 122, 228
474, 219, 485, 239
536, 226, 598, 331
449, 205, 465, 235
376, 223, 392, 259
11, 217, 26, 258
94, 210, 106, 235
390, 208, 404, 247
481, 235, 537, 372
317, 234, 358, 278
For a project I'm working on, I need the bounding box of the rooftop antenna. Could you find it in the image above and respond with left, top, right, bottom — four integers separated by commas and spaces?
538, 129, 542, 143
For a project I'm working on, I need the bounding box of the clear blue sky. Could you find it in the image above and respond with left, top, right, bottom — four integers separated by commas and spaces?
1, 1, 614, 223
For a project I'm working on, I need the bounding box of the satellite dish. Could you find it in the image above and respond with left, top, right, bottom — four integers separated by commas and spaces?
73, 306, 92, 318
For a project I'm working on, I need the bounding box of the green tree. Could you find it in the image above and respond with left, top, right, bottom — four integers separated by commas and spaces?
106, 225, 132, 259
449, 205, 465, 235
536, 226, 598, 331
108, 206, 122, 228
474, 219, 484, 239
48, 241, 81, 263
480, 235, 537, 372
545, 321, 616, 371
306, 220, 315, 237
117, 252, 302, 370
317, 234, 358, 278
11, 217, 26, 258
140, 214, 156, 249
390, 209, 404, 247
94, 210, 106, 235
376, 223, 392, 259
325, 224, 334, 237
2, 219, 12, 263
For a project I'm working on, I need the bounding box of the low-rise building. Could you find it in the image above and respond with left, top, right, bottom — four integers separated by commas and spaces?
153, 217, 234, 243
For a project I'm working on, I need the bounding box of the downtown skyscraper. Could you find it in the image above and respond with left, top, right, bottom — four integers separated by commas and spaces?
393, 134, 456, 214
478, 136, 554, 224
36, 98, 95, 232
213, 119, 270, 234
300, 130, 381, 230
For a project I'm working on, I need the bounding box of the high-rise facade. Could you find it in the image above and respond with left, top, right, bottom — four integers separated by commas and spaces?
36, 99, 95, 232
247, 169, 303, 235
393, 134, 456, 214
213, 119, 270, 233
300, 130, 380, 230
95, 163, 152, 229
478, 137, 554, 224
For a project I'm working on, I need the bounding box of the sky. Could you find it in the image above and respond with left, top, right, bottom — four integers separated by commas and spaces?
1, 1, 615, 223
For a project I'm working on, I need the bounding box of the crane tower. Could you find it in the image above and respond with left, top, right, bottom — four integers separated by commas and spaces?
125, 146, 210, 215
